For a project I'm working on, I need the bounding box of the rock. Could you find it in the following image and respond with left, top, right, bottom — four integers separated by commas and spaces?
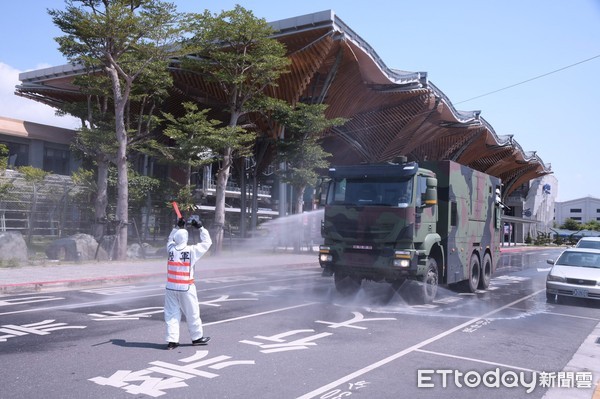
127, 243, 145, 258
97, 235, 117, 260
0, 231, 28, 262
127, 243, 160, 259
45, 234, 108, 261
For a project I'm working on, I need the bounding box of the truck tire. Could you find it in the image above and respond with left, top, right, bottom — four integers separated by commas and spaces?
478, 253, 492, 290
420, 258, 439, 304
334, 272, 361, 296
466, 254, 480, 293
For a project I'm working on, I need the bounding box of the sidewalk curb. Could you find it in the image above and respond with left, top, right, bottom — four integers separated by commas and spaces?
0, 262, 319, 294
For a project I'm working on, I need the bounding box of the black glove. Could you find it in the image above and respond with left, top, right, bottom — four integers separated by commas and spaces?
177, 218, 186, 228
191, 219, 203, 229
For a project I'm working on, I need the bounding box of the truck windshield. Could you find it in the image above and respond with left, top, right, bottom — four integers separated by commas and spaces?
327, 177, 413, 207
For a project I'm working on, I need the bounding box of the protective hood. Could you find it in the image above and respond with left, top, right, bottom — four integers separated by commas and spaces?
173, 229, 188, 250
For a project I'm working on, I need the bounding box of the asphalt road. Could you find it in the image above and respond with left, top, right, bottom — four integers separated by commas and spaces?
1, 247, 599, 399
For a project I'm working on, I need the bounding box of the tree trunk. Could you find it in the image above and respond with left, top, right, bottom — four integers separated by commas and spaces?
186, 163, 192, 186
115, 126, 129, 260
295, 185, 306, 214
250, 172, 259, 232
108, 66, 130, 260
239, 166, 247, 238
213, 146, 232, 254
213, 110, 242, 254
93, 159, 109, 240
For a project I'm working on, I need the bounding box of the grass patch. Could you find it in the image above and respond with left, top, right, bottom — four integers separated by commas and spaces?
0, 258, 20, 268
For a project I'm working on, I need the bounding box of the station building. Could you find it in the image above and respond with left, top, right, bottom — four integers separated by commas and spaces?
0, 116, 78, 175
554, 196, 600, 225
10, 9, 556, 241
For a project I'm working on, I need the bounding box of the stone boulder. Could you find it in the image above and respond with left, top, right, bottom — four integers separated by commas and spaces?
127, 242, 157, 259
0, 231, 28, 262
45, 234, 109, 261
97, 235, 117, 260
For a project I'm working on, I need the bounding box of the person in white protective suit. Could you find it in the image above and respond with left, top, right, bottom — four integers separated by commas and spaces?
164, 217, 212, 350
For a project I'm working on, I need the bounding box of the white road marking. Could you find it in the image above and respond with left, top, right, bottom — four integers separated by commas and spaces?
203, 303, 318, 326
543, 311, 600, 321
296, 289, 545, 399
414, 349, 540, 373
0, 275, 315, 316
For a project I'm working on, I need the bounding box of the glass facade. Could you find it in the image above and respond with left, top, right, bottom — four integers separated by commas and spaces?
1, 141, 29, 167
43, 147, 70, 175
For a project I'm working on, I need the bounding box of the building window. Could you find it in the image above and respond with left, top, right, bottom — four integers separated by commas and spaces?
570, 208, 582, 213
597, 209, 600, 213
44, 147, 70, 175
572, 217, 582, 221
1, 141, 29, 167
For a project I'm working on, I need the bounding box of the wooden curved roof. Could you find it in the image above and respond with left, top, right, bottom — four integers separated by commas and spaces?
16, 10, 551, 196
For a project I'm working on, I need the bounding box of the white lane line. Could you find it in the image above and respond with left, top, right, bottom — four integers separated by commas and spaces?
296, 289, 545, 399
204, 302, 318, 326
0, 275, 316, 316
543, 311, 600, 321
414, 349, 540, 373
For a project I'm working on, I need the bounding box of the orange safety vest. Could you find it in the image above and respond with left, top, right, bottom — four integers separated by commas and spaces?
166, 247, 194, 291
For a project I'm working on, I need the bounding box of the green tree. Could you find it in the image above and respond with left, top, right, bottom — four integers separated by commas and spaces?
561, 218, 581, 231
68, 86, 116, 238
183, 5, 290, 252
49, 0, 188, 259
583, 220, 600, 231
160, 102, 222, 186
17, 166, 50, 245
273, 103, 347, 214
70, 168, 96, 223
67, 66, 173, 238
0, 144, 8, 171
0, 145, 14, 220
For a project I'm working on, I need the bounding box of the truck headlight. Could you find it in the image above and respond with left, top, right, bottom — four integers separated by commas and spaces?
320, 254, 333, 262
319, 246, 332, 263
394, 250, 411, 267
393, 259, 410, 267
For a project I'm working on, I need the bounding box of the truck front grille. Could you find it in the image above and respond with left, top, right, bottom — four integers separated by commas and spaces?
333, 221, 396, 241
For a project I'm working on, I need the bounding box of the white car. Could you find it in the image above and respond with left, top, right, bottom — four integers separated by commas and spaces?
546, 248, 600, 302
574, 237, 600, 250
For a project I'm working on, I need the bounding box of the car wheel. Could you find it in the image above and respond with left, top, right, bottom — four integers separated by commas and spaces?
420, 258, 439, 304
478, 253, 492, 290
465, 254, 480, 293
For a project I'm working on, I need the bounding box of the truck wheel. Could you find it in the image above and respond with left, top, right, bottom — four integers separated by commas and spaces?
420, 258, 439, 304
334, 272, 361, 296
466, 254, 480, 293
478, 253, 492, 290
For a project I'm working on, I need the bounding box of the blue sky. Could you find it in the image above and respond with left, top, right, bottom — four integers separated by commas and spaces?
1, 0, 599, 202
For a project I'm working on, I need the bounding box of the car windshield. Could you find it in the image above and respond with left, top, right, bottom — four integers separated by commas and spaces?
556, 251, 600, 268
328, 177, 413, 207
576, 240, 600, 249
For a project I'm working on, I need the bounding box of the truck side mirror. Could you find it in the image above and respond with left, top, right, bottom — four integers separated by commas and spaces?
314, 178, 330, 208
424, 177, 437, 206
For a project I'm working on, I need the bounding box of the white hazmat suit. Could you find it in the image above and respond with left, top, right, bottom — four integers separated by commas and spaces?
164, 225, 212, 345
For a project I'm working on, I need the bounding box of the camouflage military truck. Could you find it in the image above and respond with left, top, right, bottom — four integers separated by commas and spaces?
318, 157, 504, 303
